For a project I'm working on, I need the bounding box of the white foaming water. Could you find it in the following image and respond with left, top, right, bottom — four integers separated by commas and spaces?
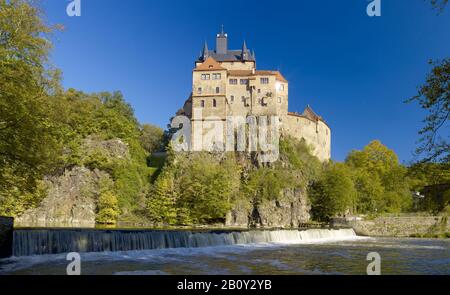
11, 228, 360, 257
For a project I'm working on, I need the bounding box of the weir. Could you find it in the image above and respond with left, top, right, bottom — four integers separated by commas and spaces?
12, 228, 357, 257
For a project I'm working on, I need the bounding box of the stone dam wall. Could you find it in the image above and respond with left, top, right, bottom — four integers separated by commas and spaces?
332, 215, 450, 237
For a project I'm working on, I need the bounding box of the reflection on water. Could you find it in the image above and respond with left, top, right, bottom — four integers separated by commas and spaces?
0, 237, 449, 275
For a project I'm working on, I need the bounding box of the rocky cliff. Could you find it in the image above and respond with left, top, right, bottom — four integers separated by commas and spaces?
15, 138, 129, 228
226, 187, 310, 228
15, 167, 110, 228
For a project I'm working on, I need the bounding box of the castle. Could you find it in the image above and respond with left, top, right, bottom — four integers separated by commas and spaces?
177, 28, 331, 161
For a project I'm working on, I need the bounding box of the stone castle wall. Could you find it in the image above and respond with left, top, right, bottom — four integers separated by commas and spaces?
284, 114, 331, 162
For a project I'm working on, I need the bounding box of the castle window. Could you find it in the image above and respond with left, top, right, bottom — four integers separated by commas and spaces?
260, 78, 269, 84
278, 97, 282, 103
242, 96, 249, 107
258, 89, 261, 94
240, 79, 248, 85
213, 99, 217, 108
280, 84, 285, 91
212, 73, 221, 80
216, 87, 220, 94
201, 100, 205, 108
230, 95, 235, 103
201, 74, 210, 80
198, 87, 202, 94
229, 79, 238, 85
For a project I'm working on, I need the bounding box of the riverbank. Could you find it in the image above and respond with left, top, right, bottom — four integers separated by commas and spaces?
332, 215, 449, 238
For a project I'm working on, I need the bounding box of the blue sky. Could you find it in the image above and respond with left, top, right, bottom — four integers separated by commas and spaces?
41, 0, 450, 163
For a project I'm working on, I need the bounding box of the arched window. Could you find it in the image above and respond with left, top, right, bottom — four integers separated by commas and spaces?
213, 99, 217, 108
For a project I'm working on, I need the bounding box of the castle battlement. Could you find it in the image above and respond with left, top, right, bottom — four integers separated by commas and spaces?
178, 28, 331, 161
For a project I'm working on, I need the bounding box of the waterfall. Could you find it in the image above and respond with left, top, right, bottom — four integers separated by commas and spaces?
13, 228, 357, 257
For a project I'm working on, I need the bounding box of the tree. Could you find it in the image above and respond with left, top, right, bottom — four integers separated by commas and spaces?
309, 163, 356, 221
147, 170, 178, 225
407, 59, 449, 163
140, 124, 164, 154
429, 0, 448, 12
96, 191, 120, 224
0, 0, 63, 216
346, 141, 413, 213
352, 170, 384, 213
176, 153, 240, 224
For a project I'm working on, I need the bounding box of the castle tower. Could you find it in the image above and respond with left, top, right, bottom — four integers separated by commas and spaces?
216, 25, 228, 55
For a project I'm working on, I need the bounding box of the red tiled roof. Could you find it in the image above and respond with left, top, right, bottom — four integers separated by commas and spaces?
288, 105, 329, 126
194, 57, 227, 71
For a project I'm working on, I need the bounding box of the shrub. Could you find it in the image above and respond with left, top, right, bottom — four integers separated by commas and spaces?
96, 191, 120, 224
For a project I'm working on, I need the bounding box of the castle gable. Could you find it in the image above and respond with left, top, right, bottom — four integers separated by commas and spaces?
194, 57, 227, 71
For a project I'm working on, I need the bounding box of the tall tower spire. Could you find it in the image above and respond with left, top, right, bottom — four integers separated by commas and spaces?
241, 40, 250, 61
202, 41, 209, 60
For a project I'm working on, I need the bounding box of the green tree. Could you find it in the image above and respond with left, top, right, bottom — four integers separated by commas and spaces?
147, 170, 178, 225
0, 0, 63, 216
96, 191, 120, 224
352, 170, 384, 213
309, 163, 356, 221
346, 141, 413, 213
406, 59, 449, 163
177, 153, 240, 224
429, 0, 448, 12
244, 167, 294, 204
140, 124, 164, 154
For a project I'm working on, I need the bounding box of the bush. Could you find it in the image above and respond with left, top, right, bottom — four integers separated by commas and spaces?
96, 191, 120, 224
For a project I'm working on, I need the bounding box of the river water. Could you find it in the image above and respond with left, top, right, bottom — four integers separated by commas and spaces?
0, 229, 448, 275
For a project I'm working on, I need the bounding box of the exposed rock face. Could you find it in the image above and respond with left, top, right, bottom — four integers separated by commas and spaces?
15, 167, 111, 228
82, 137, 130, 160
226, 188, 311, 228
16, 137, 129, 228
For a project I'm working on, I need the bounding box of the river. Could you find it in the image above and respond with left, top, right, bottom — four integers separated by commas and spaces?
0, 228, 448, 275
